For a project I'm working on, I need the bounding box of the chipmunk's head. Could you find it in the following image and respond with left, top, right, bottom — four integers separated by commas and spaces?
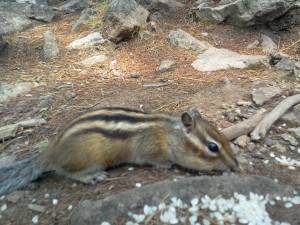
180, 108, 239, 172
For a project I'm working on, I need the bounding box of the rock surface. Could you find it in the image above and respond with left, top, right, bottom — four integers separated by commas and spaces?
56, 0, 87, 13
103, 0, 149, 43
156, 59, 176, 73
167, 29, 212, 53
81, 55, 107, 67
191, 0, 300, 27
71, 8, 97, 32
192, 47, 269, 72
43, 30, 59, 60
0, 82, 32, 103
251, 86, 283, 106
71, 175, 298, 225
135, 0, 183, 15
67, 32, 105, 49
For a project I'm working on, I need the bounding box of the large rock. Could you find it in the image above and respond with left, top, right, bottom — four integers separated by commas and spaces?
71, 175, 299, 225
135, 0, 183, 15
103, 0, 149, 43
0, 82, 32, 103
167, 29, 212, 53
56, 0, 88, 13
71, 8, 97, 32
0, 11, 32, 35
0, 1, 56, 35
192, 47, 269, 72
251, 81, 283, 106
191, 0, 300, 27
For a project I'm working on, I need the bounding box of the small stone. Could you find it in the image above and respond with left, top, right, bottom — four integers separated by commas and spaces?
288, 127, 300, 139
130, 72, 140, 78
280, 133, 299, 146
221, 76, 230, 85
234, 135, 250, 148
28, 204, 46, 213
81, 55, 107, 67
112, 70, 122, 78
135, 183, 142, 188
156, 60, 176, 73
67, 205, 73, 211
32, 215, 39, 224
65, 92, 77, 100
6, 190, 25, 203
44, 193, 50, 198
264, 138, 274, 147
271, 143, 287, 153
1, 204, 7, 211
52, 199, 58, 205
251, 152, 265, 159
236, 100, 251, 106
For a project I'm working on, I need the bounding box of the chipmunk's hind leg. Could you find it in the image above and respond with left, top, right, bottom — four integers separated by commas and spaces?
69, 170, 108, 185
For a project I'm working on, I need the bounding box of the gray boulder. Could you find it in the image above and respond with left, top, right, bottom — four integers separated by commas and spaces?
0, 11, 32, 35
71, 175, 299, 225
56, 0, 88, 13
71, 8, 97, 32
191, 0, 300, 27
0, 1, 56, 35
167, 29, 212, 53
16, 0, 48, 6
103, 0, 149, 43
135, 0, 183, 15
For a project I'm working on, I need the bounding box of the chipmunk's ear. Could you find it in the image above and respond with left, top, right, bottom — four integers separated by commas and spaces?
181, 111, 195, 133
190, 108, 202, 119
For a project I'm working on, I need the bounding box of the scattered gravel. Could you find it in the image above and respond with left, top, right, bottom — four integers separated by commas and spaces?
116, 192, 300, 225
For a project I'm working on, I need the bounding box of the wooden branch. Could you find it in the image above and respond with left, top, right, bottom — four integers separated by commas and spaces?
251, 94, 300, 140
222, 109, 266, 141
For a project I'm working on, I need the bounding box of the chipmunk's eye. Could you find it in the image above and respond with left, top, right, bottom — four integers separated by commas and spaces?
207, 142, 219, 153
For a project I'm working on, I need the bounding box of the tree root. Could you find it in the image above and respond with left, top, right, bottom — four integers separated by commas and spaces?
250, 94, 300, 140
222, 109, 266, 141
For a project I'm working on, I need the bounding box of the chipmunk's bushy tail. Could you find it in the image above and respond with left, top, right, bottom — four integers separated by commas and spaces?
0, 155, 45, 196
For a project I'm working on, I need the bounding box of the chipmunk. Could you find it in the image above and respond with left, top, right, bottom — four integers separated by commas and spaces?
0, 107, 239, 195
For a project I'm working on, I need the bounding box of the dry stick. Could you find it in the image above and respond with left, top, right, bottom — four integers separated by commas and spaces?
251, 94, 300, 141
222, 109, 266, 141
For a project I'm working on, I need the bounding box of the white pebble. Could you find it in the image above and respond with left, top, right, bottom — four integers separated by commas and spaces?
132, 214, 145, 223
191, 198, 199, 206
101, 222, 110, 225
284, 202, 293, 208
32, 215, 39, 224
44, 193, 50, 198
135, 183, 142, 188
270, 152, 275, 157
264, 160, 269, 164
0, 196, 5, 200
288, 166, 296, 170
128, 167, 134, 171
52, 199, 58, 205
67, 205, 73, 211
1, 204, 7, 211
291, 196, 300, 204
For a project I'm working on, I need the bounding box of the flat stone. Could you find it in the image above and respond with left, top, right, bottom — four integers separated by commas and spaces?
0, 82, 32, 103
156, 59, 176, 72
71, 175, 298, 225
167, 29, 212, 53
81, 55, 107, 67
6, 191, 26, 203
67, 32, 105, 50
251, 86, 282, 106
260, 34, 277, 54
288, 127, 300, 139
28, 204, 46, 213
280, 133, 299, 146
192, 47, 269, 72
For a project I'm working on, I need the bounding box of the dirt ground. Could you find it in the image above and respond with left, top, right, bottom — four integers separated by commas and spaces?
0, 1, 300, 224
